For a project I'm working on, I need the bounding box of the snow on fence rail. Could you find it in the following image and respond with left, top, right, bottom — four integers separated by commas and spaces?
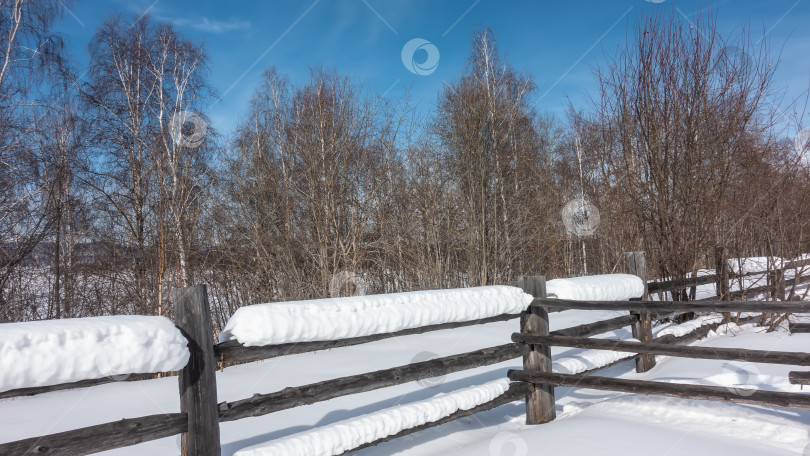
218, 285, 534, 346
0, 316, 189, 394
1, 250, 809, 456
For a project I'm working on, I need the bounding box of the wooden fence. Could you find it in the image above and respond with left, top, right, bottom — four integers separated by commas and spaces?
511, 250, 810, 422
1, 250, 809, 455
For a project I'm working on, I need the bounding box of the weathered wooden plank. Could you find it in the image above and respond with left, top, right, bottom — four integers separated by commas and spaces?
508, 370, 810, 411
512, 333, 810, 366
532, 299, 810, 314
736, 269, 769, 279
0, 373, 161, 400
0, 413, 187, 456
335, 382, 530, 455
646, 265, 788, 296
648, 274, 719, 294
518, 275, 555, 424
573, 315, 763, 377
173, 285, 220, 456
789, 322, 810, 334
218, 343, 528, 423
215, 312, 524, 364
626, 251, 655, 373
789, 371, 810, 385
551, 314, 639, 338
727, 284, 772, 300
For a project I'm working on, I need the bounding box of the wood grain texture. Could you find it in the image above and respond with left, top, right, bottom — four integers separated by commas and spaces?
215, 312, 523, 364
0, 373, 161, 400
173, 285, 221, 456
512, 333, 810, 366
532, 299, 810, 314
218, 343, 528, 423
518, 275, 555, 424
789, 371, 810, 385
0, 413, 187, 456
625, 251, 655, 372
789, 322, 810, 334
508, 370, 810, 411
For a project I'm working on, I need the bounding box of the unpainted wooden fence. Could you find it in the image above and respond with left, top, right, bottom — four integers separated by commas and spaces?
1, 251, 809, 455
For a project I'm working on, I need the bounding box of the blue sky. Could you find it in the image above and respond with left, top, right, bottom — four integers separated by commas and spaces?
54, 0, 810, 137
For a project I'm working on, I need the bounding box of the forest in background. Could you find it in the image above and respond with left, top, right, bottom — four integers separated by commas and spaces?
1, 1, 809, 332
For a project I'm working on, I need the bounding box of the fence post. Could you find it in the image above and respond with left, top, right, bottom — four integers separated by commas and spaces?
625, 252, 656, 373
518, 275, 556, 424
768, 239, 785, 300
173, 285, 221, 456
715, 246, 730, 301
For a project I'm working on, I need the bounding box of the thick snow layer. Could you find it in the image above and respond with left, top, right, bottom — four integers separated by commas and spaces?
234, 379, 512, 456
546, 274, 644, 301
0, 316, 189, 393
219, 286, 533, 346
553, 344, 637, 375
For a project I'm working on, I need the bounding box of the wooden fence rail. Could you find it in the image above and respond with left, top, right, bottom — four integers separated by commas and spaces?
513, 258, 810, 429
217, 343, 529, 423
511, 333, 810, 366
533, 299, 810, 313
508, 371, 810, 411
0, 285, 536, 455
2, 248, 809, 455
214, 312, 522, 364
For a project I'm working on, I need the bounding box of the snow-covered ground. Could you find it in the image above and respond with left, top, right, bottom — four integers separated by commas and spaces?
1, 305, 808, 455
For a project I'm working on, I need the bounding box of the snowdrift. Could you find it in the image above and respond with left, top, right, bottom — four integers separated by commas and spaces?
219, 286, 533, 346
233, 379, 512, 456
0, 316, 189, 393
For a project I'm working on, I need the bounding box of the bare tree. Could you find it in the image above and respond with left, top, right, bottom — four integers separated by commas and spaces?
78, 14, 213, 315
220, 67, 400, 308
436, 28, 555, 286
589, 10, 778, 300
0, 0, 66, 320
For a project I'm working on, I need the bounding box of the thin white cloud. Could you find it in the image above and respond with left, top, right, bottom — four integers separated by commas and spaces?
170, 17, 251, 33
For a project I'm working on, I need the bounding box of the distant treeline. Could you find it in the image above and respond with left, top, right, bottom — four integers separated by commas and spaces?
1, 3, 808, 331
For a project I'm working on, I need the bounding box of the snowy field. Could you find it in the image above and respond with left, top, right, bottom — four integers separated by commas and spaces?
1, 306, 808, 455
